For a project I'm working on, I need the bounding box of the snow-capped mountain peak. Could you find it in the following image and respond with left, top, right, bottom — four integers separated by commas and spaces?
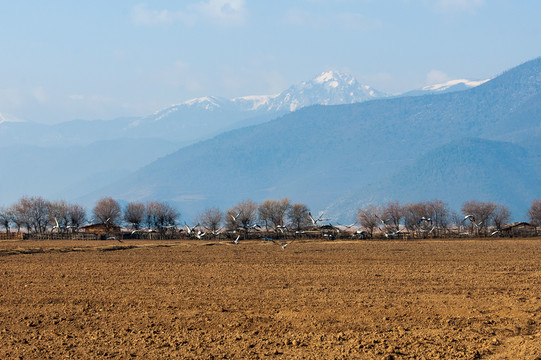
266, 71, 386, 112
314, 71, 357, 88
422, 79, 490, 92
181, 96, 229, 110
315, 71, 337, 83
231, 94, 276, 111
400, 78, 492, 97
146, 71, 387, 123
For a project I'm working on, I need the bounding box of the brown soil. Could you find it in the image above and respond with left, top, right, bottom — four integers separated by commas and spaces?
1, 238, 540, 359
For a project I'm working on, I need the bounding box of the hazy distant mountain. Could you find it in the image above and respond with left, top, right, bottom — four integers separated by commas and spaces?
0, 71, 385, 148
163, 71, 386, 113
121, 70, 387, 142
0, 70, 386, 205
324, 138, 541, 221
401, 79, 490, 97
0, 139, 179, 204
87, 58, 541, 221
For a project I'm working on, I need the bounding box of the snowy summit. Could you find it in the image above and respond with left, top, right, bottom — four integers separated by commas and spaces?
264, 70, 387, 112
147, 71, 387, 118
422, 79, 490, 92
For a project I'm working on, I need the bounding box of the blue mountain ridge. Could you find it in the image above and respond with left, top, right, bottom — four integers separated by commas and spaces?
324, 138, 541, 222
88, 57, 541, 222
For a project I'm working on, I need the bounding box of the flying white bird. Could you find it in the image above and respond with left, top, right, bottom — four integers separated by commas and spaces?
308, 211, 328, 225
230, 212, 242, 222
338, 222, 356, 229
185, 223, 199, 235
385, 230, 404, 239
280, 240, 295, 249
52, 217, 64, 232
375, 214, 388, 225
463, 215, 482, 228
131, 228, 155, 235
263, 237, 295, 249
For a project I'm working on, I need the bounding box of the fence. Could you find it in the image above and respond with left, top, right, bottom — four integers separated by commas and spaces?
27, 233, 103, 241
0, 232, 24, 241
5, 228, 540, 241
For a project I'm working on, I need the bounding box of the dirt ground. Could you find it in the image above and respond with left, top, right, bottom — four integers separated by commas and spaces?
0, 238, 540, 359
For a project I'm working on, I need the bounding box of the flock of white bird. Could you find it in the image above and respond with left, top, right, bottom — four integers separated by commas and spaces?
120, 211, 488, 250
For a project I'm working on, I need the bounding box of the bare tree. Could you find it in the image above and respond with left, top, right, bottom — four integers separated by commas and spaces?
146, 201, 179, 233
258, 198, 290, 231
124, 202, 146, 230
11, 198, 31, 233
528, 199, 541, 229
0, 207, 13, 233
403, 199, 450, 237
47, 201, 87, 233
492, 204, 511, 231
12, 196, 51, 234
461, 200, 496, 236
50, 200, 70, 232
31, 197, 52, 234
357, 204, 382, 238
382, 201, 403, 233
287, 203, 311, 231
198, 207, 223, 235
428, 199, 450, 235
93, 197, 122, 229
226, 200, 257, 232
10, 204, 25, 233
67, 203, 86, 231
272, 198, 290, 228
403, 202, 430, 236
258, 200, 273, 231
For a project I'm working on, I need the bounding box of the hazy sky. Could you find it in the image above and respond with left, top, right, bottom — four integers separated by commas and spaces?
1, 0, 540, 124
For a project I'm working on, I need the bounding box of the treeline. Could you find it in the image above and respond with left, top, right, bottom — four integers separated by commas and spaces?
0, 196, 180, 235
357, 199, 541, 237
1, 196, 541, 237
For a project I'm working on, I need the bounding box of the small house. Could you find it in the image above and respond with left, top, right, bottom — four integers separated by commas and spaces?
80, 223, 121, 235
501, 222, 537, 237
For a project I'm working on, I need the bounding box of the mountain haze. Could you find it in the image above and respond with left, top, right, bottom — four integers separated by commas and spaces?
0, 71, 386, 205
0, 71, 384, 148
401, 79, 490, 97
325, 138, 541, 221
91, 58, 541, 221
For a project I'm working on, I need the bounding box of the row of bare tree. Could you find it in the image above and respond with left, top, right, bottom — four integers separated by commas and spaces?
199, 199, 311, 234
0, 196, 180, 235
1, 196, 541, 236
0, 197, 86, 233
357, 199, 541, 237
0, 196, 312, 236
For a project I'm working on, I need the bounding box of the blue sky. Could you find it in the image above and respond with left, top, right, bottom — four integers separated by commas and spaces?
1, 0, 540, 124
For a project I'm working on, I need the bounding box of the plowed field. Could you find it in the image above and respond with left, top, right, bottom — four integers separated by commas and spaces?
1, 238, 540, 359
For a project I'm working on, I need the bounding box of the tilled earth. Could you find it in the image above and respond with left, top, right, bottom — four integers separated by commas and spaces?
0, 238, 540, 359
